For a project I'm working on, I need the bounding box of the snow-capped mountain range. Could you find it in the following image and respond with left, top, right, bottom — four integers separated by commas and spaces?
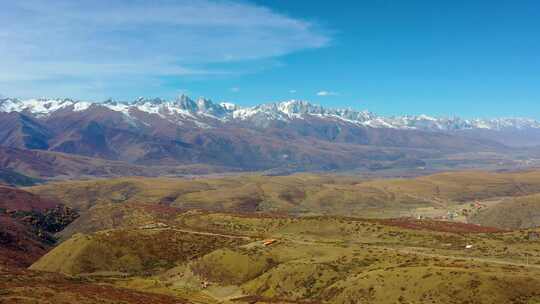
1, 95, 539, 132
1, 94, 540, 175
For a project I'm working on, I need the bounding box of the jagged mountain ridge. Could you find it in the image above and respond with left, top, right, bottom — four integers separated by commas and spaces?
0, 95, 536, 174
1, 96, 539, 131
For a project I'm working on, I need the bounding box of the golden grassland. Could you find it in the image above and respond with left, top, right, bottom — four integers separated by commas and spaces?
26, 211, 540, 304
470, 193, 540, 230
0, 267, 186, 304
30, 227, 247, 276
6, 170, 540, 303
25, 170, 540, 220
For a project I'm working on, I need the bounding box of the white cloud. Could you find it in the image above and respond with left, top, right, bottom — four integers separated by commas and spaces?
0, 0, 330, 98
316, 91, 339, 97
230, 87, 240, 93
289, 90, 297, 94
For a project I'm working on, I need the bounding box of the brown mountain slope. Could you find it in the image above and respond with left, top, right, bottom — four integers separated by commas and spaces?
0, 168, 42, 186
250, 117, 507, 152
0, 112, 52, 150
0, 186, 56, 211
74, 117, 446, 171
0, 146, 237, 178
0, 105, 514, 172
0, 146, 150, 178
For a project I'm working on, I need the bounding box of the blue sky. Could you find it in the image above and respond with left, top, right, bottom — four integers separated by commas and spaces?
1, 1, 539, 118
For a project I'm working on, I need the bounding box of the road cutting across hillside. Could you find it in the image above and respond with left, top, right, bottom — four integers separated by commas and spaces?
151, 225, 540, 271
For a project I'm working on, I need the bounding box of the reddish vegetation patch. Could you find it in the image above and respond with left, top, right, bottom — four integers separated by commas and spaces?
232, 296, 321, 303
376, 218, 505, 234
229, 211, 292, 219
0, 186, 56, 211
0, 187, 78, 269
137, 202, 183, 216
0, 268, 186, 304
0, 215, 51, 268
180, 209, 291, 219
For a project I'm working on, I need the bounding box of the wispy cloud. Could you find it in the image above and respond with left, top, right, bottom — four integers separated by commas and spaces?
289, 90, 297, 94
230, 87, 240, 93
316, 91, 339, 97
0, 0, 330, 99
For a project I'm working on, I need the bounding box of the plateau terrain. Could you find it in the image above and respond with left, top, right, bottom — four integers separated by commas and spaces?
2, 170, 540, 303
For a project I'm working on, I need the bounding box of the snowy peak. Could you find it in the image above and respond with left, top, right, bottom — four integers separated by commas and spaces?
97, 95, 232, 122
469, 118, 540, 130
1, 95, 539, 132
220, 102, 239, 111
127, 95, 230, 117
173, 95, 197, 111
0, 97, 92, 117
374, 115, 540, 131
232, 100, 375, 123
278, 100, 323, 115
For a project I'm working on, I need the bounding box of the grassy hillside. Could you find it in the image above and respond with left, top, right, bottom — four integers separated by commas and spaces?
31, 228, 248, 276
56, 202, 182, 240
30, 212, 540, 304
27, 170, 540, 219
0, 268, 188, 304
16, 170, 540, 303
471, 194, 540, 229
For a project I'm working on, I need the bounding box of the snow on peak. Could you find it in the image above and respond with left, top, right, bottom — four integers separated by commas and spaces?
0, 97, 91, 117
1, 95, 539, 132
220, 102, 239, 111
231, 100, 379, 127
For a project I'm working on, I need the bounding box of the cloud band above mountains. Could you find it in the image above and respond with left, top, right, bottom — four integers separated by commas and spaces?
0, 0, 330, 97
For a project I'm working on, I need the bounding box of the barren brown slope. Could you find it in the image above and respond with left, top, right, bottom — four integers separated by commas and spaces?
0, 186, 56, 211
0, 112, 52, 150
2, 104, 510, 171
0, 168, 42, 186
0, 146, 237, 179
